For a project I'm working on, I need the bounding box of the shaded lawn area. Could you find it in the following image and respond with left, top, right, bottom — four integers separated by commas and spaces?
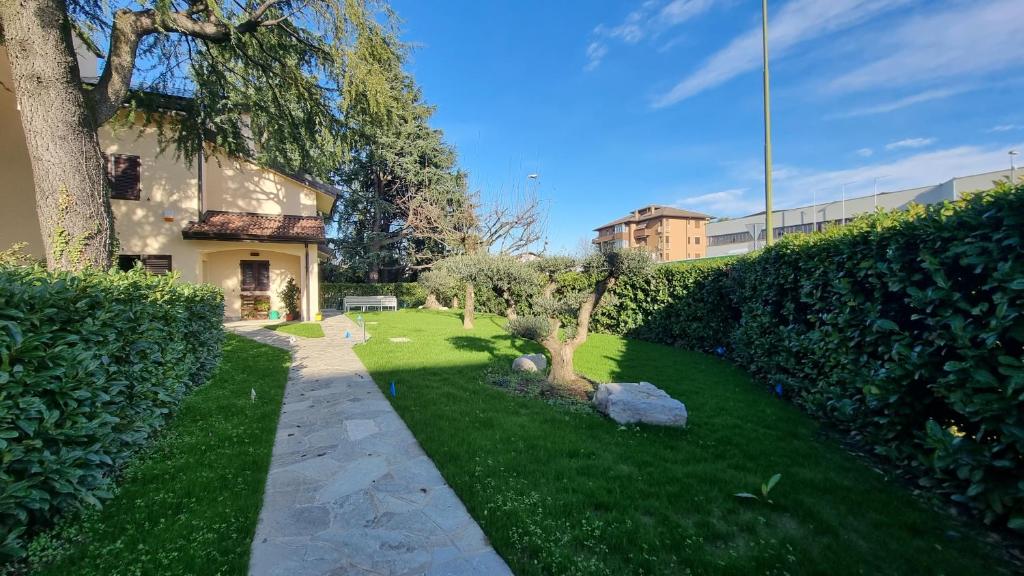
31, 334, 290, 576
352, 309, 1005, 576
263, 321, 325, 338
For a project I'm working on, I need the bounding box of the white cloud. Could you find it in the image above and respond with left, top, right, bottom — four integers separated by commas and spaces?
586, 0, 717, 71
830, 88, 964, 119
856, 148, 874, 157
989, 124, 1022, 133
828, 0, 1024, 93
773, 142, 1020, 208
652, 0, 908, 107
674, 188, 762, 216
584, 42, 609, 71
885, 137, 934, 151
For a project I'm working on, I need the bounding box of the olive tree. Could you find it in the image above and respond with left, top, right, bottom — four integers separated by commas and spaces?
506, 250, 651, 398
481, 255, 543, 320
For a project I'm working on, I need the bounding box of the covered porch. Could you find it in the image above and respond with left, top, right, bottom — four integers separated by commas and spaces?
182, 211, 323, 320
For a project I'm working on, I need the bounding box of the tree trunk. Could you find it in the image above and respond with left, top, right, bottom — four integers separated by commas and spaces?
1, 0, 116, 270
462, 282, 475, 329
542, 338, 590, 400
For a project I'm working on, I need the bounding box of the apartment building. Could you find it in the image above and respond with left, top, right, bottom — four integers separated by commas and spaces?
1, 48, 336, 320
593, 205, 711, 261
705, 169, 1017, 257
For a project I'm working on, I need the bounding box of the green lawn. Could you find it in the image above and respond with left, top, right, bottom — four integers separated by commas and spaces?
263, 321, 325, 338
30, 334, 290, 576
352, 309, 1005, 576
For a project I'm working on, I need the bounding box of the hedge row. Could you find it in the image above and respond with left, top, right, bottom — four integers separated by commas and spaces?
594, 182, 1024, 532
320, 282, 427, 309
0, 266, 224, 558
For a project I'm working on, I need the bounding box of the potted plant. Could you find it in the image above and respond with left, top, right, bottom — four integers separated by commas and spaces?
255, 299, 271, 320
279, 277, 301, 321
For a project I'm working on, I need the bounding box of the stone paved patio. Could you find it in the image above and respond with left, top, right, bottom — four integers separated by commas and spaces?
228, 314, 512, 576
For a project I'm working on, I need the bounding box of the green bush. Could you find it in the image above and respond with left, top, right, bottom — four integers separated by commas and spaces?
319, 282, 427, 309
0, 266, 224, 558
593, 182, 1024, 532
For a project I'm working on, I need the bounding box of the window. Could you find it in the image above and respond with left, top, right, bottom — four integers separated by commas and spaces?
687, 237, 692, 244
241, 260, 270, 291
695, 237, 701, 245
708, 231, 755, 246
118, 254, 172, 275
613, 224, 626, 234
105, 154, 142, 200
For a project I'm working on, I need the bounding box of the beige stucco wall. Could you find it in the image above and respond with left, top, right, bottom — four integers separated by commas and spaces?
0, 51, 47, 258
204, 155, 318, 216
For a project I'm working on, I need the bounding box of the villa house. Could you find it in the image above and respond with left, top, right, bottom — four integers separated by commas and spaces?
0, 49, 336, 320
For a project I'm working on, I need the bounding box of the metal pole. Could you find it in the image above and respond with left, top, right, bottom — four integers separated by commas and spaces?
1011, 151, 1018, 183
842, 183, 846, 224
761, 0, 774, 246
812, 189, 817, 232
873, 178, 878, 209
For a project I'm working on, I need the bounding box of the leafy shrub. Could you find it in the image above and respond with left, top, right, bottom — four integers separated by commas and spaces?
319, 282, 427, 309
279, 277, 301, 318
0, 265, 224, 559
506, 316, 551, 341
594, 182, 1024, 532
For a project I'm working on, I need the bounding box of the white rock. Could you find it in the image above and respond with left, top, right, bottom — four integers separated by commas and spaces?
592, 382, 687, 427
525, 353, 547, 371
512, 355, 539, 372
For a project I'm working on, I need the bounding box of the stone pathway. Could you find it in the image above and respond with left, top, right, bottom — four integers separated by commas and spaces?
228, 314, 512, 576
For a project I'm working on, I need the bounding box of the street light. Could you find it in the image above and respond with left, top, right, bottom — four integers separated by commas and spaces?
1010, 151, 1019, 183
872, 175, 889, 209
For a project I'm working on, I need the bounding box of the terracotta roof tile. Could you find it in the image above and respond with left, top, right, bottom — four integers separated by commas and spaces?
182, 211, 325, 242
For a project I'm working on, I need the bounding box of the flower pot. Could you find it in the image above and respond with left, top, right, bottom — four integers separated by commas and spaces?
268, 310, 281, 320
314, 312, 323, 322
286, 313, 296, 321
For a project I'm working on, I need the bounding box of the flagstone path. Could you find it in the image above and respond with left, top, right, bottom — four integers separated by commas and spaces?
227, 314, 512, 576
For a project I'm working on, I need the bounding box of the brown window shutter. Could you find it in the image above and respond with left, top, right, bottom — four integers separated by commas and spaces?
141, 255, 172, 275
241, 261, 256, 291
109, 154, 141, 200
257, 262, 270, 291
241, 260, 270, 291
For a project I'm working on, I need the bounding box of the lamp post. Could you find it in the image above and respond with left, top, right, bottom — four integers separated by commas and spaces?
1010, 150, 1019, 183
872, 175, 888, 210
761, 0, 774, 246
841, 183, 847, 224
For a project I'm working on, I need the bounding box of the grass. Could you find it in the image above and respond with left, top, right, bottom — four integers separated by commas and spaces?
29, 334, 290, 576
352, 309, 1006, 576
263, 321, 325, 338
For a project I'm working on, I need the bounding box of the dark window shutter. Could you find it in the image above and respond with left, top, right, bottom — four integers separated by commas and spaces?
117, 254, 141, 272
108, 154, 141, 200
241, 261, 270, 291
141, 255, 172, 275
257, 262, 270, 291
241, 262, 256, 291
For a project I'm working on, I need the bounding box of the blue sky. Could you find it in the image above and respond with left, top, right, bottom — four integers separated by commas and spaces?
391, 0, 1024, 252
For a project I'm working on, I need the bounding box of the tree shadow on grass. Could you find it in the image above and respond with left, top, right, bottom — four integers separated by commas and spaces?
448, 334, 537, 357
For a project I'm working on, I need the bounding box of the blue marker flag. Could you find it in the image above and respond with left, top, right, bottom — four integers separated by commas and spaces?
344, 330, 351, 339
389, 381, 397, 397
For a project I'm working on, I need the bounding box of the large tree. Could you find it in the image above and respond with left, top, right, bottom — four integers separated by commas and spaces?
409, 190, 545, 328
0, 0, 400, 270
332, 79, 468, 282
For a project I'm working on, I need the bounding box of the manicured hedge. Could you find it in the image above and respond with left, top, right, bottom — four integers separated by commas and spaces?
0, 266, 224, 558
319, 282, 427, 309
594, 182, 1024, 532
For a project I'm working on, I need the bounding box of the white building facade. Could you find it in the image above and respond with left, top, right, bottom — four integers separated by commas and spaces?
705, 169, 1016, 257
